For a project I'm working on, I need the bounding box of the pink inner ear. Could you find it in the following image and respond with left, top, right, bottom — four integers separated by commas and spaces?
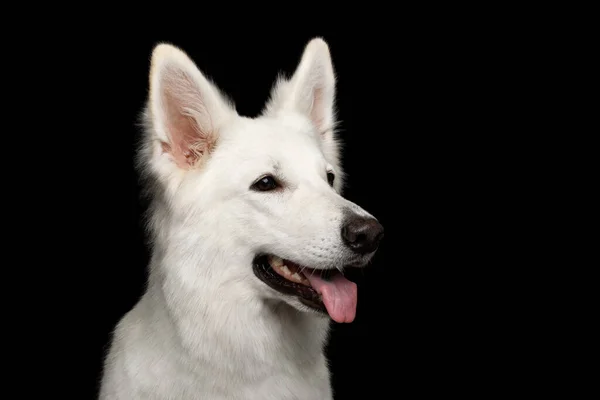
311, 85, 326, 131
160, 67, 215, 168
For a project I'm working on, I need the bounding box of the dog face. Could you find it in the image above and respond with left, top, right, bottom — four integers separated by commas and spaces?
142, 39, 383, 323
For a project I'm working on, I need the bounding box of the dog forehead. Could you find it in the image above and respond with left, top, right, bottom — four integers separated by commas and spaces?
225, 117, 324, 162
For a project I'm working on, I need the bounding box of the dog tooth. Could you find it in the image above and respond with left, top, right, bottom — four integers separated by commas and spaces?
291, 272, 302, 281
281, 265, 291, 275
270, 256, 284, 267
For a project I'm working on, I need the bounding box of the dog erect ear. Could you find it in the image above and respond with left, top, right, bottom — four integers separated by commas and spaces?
263, 38, 336, 134
148, 43, 235, 169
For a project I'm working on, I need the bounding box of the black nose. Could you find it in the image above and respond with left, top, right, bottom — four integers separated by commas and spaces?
341, 215, 384, 254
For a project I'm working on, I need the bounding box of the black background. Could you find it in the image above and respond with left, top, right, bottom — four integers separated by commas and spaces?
59, 23, 509, 399
5, 6, 573, 397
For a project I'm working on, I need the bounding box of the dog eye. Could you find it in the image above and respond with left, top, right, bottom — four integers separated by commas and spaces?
251, 175, 279, 192
327, 172, 335, 186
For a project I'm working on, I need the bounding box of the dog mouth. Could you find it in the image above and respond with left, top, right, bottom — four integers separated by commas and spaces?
253, 254, 358, 323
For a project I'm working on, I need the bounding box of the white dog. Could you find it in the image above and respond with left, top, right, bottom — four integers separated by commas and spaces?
99, 37, 384, 400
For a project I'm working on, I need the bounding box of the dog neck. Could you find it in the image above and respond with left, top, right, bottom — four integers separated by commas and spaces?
144, 232, 332, 367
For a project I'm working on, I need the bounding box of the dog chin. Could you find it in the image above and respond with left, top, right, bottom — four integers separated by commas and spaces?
252, 254, 360, 324
280, 296, 331, 317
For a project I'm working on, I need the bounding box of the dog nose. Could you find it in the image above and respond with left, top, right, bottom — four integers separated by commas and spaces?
341, 215, 384, 254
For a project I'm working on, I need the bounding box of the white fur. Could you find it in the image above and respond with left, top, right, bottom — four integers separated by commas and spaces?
99, 38, 380, 399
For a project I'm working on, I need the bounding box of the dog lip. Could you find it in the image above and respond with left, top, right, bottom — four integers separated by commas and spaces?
252, 254, 328, 314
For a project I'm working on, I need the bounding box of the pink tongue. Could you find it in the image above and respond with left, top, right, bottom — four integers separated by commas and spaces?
304, 271, 357, 323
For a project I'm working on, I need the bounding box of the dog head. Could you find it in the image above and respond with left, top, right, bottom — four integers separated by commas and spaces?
140, 38, 383, 323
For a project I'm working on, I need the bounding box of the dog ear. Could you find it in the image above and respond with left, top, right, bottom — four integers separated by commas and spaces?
148, 43, 236, 169
263, 38, 337, 135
